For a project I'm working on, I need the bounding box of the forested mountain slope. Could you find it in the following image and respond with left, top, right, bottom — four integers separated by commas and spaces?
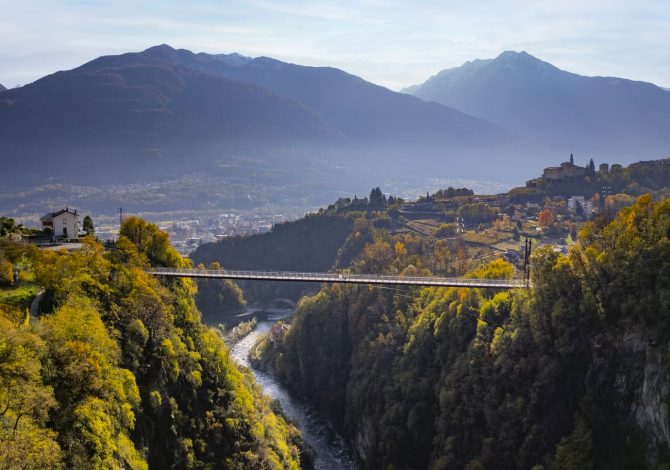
253, 195, 670, 469
0, 219, 306, 468
0, 45, 541, 187
404, 51, 670, 161
129, 45, 510, 146
0, 56, 336, 185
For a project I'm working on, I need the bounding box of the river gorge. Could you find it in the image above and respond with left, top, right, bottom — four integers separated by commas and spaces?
227, 318, 357, 470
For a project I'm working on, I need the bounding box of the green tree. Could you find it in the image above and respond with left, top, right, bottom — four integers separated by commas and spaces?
0, 251, 12, 286
82, 215, 95, 236
0, 217, 17, 237
588, 158, 596, 176
41, 296, 146, 469
369, 187, 387, 207
0, 314, 63, 468
552, 417, 593, 470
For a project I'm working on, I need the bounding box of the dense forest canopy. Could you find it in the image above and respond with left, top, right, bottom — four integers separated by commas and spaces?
5, 186, 669, 469
252, 195, 670, 469
0, 217, 307, 469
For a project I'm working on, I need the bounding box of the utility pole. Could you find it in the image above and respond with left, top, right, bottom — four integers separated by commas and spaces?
601, 186, 612, 220
523, 238, 530, 281
119, 207, 123, 229
524, 239, 533, 285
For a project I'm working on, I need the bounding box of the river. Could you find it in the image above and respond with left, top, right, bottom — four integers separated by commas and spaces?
228, 319, 357, 470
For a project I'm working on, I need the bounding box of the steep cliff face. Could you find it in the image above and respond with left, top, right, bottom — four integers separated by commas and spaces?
590, 325, 670, 465
633, 339, 670, 460
353, 415, 377, 464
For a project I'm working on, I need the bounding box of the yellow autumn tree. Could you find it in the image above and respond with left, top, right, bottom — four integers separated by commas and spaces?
0, 314, 63, 468
41, 296, 146, 470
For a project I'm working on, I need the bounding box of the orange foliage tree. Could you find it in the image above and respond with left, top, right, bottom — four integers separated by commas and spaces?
538, 208, 555, 227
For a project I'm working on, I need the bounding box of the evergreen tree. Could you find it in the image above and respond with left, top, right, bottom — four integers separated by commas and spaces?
588, 158, 596, 175
369, 187, 387, 207
552, 418, 594, 470
0, 217, 17, 237
82, 215, 95, 236
570, 153, 574, 165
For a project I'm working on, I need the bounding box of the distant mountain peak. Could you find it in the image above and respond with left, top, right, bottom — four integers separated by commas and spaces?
404, 51, 670, 162
141, 43, 185, 61
419, 51, 551, 87
492, 50, 556, 72
0, 83, 6, 92
144, 43, 176, 53
497, 50, 531, 58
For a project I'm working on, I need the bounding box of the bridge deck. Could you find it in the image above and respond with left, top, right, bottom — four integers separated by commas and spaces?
147, 268, 528, 289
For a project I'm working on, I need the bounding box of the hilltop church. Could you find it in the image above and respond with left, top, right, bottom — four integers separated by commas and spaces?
542, 154, 587, 180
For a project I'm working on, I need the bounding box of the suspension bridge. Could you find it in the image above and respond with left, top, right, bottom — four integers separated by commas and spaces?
147, 267, 529, 289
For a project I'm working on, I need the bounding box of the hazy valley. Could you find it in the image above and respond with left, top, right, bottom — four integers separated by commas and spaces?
2, 15, 670, 470
3, 45, 669, 243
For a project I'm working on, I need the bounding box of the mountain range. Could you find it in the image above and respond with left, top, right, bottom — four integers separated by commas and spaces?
403, 51, 670, 161
87, 45, 512, 145
1, 46, 668, 196
0, 45, 530, 188
0, 84, 6, 92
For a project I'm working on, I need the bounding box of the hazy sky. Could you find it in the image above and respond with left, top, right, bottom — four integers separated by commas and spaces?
1, 0, 668, 90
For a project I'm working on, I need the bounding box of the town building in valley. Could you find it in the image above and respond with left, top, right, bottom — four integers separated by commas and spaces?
567, 196, 594, 215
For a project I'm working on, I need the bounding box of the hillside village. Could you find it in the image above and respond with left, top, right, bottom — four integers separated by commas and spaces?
321, 156, 670, 270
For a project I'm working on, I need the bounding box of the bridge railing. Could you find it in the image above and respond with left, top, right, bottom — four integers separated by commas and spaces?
146, 267, 528, 288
